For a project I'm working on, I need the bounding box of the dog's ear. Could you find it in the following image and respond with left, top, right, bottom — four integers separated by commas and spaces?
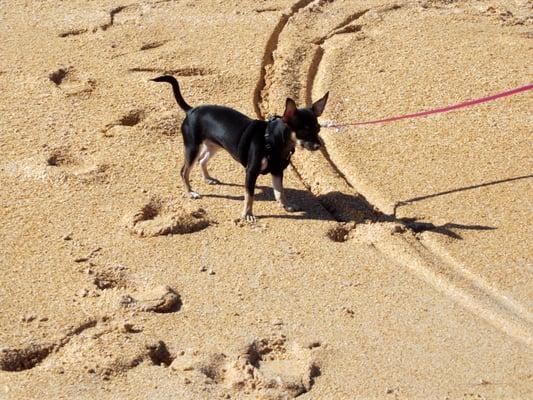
283, 98, 297, 122
312, 92, 329, 117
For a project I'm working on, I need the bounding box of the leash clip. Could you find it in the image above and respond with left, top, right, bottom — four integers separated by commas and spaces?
320, 120, 343, 133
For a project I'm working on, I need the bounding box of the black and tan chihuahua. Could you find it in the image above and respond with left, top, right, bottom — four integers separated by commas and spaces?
152, 76, 328, 221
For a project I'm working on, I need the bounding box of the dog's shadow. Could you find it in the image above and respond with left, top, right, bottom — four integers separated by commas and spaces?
202, 182, 334, 221
313, 191, 496, 239
199, 175, 533, 239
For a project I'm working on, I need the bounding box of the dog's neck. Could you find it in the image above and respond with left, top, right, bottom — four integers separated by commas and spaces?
265, 117, 295, 160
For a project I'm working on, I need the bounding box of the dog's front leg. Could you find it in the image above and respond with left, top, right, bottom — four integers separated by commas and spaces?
272, 173, 298, 212
242, 164, 260, 222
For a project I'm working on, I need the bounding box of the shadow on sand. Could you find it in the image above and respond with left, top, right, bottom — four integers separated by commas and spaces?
201, 174, 532, 239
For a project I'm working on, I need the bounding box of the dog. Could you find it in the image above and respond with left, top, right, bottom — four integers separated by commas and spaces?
151, 75, 328, 221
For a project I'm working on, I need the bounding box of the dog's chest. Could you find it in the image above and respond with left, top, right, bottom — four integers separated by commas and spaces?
260, 142, 295, 174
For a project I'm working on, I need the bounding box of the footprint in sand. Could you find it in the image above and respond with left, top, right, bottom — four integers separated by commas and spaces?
123, 196, 210, 237
91, 264, 130, 290
81, 264, 181, 313
48, 67, 96, 97
40, 328, 173, 379
0, 320, 99, 372
326, 222, 357, 243
45, 146, 109, 183
2, 147, 109, 183
0, 318, 174, 379
57, 4, 143, 38
170, 335, 320, 398
1, 317, 175, 380
101, 109, 146, 137
0, 344, 55, 372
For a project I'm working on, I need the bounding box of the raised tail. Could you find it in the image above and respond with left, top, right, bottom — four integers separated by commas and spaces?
151, 75, 192, 112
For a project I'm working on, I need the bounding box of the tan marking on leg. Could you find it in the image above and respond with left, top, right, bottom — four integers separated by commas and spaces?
182, 150, 203, 199
272, 175, 285, 204
272, 174, 297, 212
242, 191, 255, 222
199, 140, 221, 182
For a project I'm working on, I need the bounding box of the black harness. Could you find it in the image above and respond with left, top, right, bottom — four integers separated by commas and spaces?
237, 116, 294, 172
264, 116, 294, 166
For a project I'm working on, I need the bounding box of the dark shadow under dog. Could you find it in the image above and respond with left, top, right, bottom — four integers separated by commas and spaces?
195, 175, 531, 239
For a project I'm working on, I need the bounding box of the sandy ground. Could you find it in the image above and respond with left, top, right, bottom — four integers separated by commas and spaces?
0, 0, 532, 399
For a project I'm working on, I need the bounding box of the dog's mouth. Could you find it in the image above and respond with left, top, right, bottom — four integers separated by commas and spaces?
297, 140, 321, 151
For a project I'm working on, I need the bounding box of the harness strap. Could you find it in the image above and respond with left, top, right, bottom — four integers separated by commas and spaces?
237, 120, 265, 166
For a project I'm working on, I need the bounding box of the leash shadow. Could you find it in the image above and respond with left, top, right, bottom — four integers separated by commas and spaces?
393, 174, 533, 215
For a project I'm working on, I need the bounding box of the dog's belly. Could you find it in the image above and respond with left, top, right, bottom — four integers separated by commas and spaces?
201, 139, 222, 152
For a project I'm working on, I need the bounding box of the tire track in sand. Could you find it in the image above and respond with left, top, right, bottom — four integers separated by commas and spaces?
354, 223, 533, 346
255, 0, 533, 345
253, 0, 316, 118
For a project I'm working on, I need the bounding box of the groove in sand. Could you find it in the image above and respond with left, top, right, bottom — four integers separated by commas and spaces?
368, 231, 533, 345
253, 0, 316, 118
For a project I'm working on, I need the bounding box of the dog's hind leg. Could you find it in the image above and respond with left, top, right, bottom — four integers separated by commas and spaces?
181, 124, 202, 199
198, 139, 221, 185
181, 148, 202, 199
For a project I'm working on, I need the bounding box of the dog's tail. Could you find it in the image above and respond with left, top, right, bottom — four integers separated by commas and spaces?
151, 75, 192, 112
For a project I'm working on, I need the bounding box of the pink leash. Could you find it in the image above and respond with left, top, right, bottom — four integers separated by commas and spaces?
321, 83, 533, 129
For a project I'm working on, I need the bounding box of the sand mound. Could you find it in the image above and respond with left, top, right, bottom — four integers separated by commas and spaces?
124, 197, 210, 237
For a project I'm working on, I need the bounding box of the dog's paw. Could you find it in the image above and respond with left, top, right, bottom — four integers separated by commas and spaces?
205, 177, 220, 185
241, 213, 256, 223
283, 203, 299, 212
189, 191, 201, 199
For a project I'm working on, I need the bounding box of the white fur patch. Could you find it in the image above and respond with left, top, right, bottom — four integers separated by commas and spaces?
261, 157, 268, 172
290, 132, 297, 142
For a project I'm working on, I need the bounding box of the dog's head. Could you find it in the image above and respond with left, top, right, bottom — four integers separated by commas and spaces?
282, 93, 329, 151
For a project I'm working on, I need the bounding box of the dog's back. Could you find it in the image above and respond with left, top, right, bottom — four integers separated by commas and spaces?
184, 105, 255, 159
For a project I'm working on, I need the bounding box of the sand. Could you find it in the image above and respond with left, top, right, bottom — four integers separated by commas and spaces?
0, 0, 532, 399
